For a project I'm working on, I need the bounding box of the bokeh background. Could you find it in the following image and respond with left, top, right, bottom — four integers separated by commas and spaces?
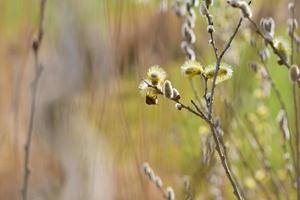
0, 0, 299, 199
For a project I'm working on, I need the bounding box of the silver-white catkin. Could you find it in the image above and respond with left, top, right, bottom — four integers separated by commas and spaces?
227, 0, 241, 8
143, 162, 151, 175
207, 25, 215, 33
148, 169, 155, 181
289, 65, 300, 83
288, 18, 298, 36
175, 103, 183, 110
277, 109, 290, 140
260, 17, 275, 40
288, 2, 295, 12
166, 187, 175, 200
163, 80, 174, 99
172, 88, 181, 100
155, 176, 163, 188
239, 1, 252, 18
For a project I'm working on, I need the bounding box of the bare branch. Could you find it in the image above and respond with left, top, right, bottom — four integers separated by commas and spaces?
21, 1, 47, 200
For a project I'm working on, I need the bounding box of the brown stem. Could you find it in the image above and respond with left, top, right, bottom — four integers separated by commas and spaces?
21, 1, 46, 200
293, 84, 300, 200
208, 17, 243, 119
289, 1, 300, 198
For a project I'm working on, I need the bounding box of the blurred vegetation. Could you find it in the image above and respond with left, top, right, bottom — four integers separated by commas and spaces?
0, 0, 299, 199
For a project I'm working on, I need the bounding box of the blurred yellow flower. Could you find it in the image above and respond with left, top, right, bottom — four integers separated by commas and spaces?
181, 60, 204, 77
256, 105, 269, 119
255, 169, 266, 181
244, 177, 256, 189
204, 63, 233, 84
254, 89, 264, 99
199, 126, 210, 136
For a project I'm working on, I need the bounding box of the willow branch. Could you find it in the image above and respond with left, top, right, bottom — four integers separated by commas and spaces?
246, 17, 291, 69
21, 1, 46, 200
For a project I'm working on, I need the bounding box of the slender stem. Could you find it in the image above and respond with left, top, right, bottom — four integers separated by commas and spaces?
21, 1, 46, 200
208, 18, 243, 119
294, 84, 300, 199
289, 1, 300, 198
202, 9, 245, 200
209, 123, 244, 200
205, 13, 219, 59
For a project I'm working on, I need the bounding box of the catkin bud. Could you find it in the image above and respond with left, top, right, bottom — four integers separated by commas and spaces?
227, 0, 240, 7
183, 26, 196, 44
163, 80, 173, 99
289, 65, 300, 83
172, 88, 181, 100
259, 49, 270, 62
227, 0, 252, 18
277, 110, 290, 140
148, 170, 155, 181
181, 41, 189, 52
186, 15, 195, 29
288, 2, 295, 12
143, 162, 151, 175
239, 1, 252, 18
207, 25, 215, 33
166, 187, 175, 200
260, 17, 275, 40
186, 46, 196, 60
288, 18, 298, 36
175, 103, 183, 110
155, 176, 163, 188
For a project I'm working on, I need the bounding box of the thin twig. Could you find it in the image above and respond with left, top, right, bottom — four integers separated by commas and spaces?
208, 18, 243, 120
289, 1, 300, 198
21, 1, 46, 200
189, 79, 207, 112
202, 7, 245, 200
205, 13, 219, 59
294, 84, 300, 199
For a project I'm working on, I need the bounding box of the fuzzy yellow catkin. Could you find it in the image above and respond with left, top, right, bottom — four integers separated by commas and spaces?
289, 65, 300, 83
181, 60, 204, 77
147, 65, 166, 85
163, 80, 173, 99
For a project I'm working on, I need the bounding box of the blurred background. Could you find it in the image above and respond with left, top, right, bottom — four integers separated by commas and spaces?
0, 0, 299, 199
